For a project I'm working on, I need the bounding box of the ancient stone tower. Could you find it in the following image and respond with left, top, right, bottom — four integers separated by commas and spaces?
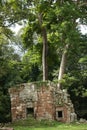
9, 81, 77, 123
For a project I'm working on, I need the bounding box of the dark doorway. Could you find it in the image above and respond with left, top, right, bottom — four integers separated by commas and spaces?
26, 108, 34, 117
58, 111, 63, 118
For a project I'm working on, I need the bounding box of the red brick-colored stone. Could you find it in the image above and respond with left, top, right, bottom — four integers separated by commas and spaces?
9, 82, 77, 123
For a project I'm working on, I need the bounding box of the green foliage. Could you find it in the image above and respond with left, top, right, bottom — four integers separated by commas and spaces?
79, 56, 87, 63
21, 46, 41, 82
0, 33, 23, 122
8, 117, 58, 128
58, 74, 78, 89
0, 92, 11, 122
22, 25, 34, 49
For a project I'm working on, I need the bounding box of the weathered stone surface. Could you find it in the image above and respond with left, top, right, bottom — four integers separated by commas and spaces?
9, 81, 77, 123
79, 118, 87, 123
0, 127, 14, 130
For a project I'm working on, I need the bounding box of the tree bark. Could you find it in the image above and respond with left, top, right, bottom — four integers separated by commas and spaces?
38, 13, 48, 81
57, 44, 69, 89
42, 27, 48, 81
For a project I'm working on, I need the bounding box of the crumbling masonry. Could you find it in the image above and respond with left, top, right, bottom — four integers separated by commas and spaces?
9, 82, 77, 123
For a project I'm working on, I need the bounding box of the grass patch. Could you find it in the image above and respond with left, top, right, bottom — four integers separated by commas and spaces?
9, 117, 58, 128
6, 117, 87, 130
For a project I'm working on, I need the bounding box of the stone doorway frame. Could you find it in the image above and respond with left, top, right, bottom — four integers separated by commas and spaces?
26, 107, 34, 117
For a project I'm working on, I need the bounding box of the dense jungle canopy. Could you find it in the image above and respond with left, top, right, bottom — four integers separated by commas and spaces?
0, 0, 87, 122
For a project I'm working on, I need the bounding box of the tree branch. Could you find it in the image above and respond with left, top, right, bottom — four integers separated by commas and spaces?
78, 2, 87, 7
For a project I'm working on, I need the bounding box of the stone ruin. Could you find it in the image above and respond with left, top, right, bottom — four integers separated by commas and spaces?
9, 81, 77, 123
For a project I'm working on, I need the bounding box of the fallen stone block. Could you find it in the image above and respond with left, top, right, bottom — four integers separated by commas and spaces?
0, 127, 14, 130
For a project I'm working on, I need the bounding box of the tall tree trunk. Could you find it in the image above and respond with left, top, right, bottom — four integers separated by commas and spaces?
42, 27, 48, 81
38, 13, 48, 81
57, 44, 69, 89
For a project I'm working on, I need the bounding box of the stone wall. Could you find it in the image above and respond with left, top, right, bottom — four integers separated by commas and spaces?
9, 82, 77, 123
35, 86, 55, 120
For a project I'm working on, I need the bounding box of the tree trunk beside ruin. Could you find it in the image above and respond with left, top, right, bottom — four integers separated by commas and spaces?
38, 13, 48, 81
58, 44, 69, 89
